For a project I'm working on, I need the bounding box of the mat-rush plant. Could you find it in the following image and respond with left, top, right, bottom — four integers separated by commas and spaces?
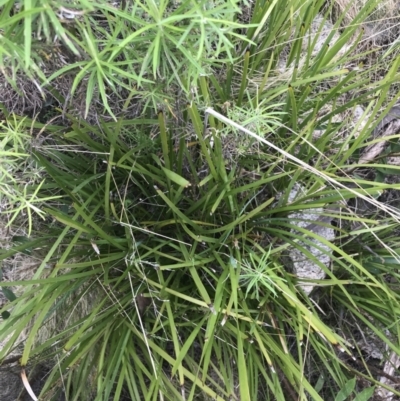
2, 94, 400, 401
1, 1, 400, 401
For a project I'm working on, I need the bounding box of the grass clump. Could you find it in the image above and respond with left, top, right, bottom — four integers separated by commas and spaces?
1, 0, 400, 400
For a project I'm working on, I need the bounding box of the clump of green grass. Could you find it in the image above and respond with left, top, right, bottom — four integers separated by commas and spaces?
1, 1, 400, 400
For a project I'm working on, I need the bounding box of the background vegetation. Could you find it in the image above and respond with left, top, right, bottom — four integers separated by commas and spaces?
1, 0, 400, 400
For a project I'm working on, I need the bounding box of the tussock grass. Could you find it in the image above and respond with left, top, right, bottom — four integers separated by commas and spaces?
1, 1, 400, 400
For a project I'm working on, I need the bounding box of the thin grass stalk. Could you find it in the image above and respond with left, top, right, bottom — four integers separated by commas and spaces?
237, 51, 250, 107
